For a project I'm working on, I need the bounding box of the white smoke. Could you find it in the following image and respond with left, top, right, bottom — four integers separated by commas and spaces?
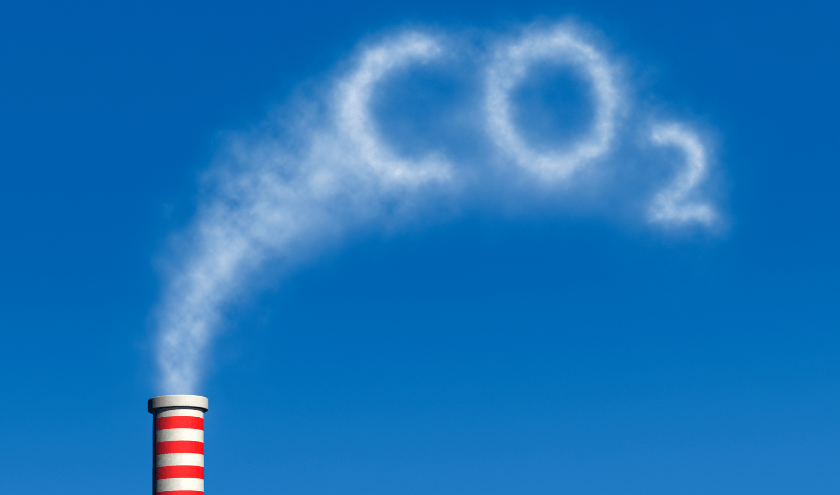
154, 23, 722, 393
336, 32, 452, 185
486, 26, 619, 180
647, 123, 717, 225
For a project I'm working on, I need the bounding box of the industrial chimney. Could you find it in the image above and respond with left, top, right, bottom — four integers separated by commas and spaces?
148, 395, 209, 494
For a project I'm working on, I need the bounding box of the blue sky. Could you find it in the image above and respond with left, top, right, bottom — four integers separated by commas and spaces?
1, 0, 838, 494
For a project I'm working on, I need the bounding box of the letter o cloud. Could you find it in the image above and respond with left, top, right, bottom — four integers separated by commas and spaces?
486, 26, 619, 181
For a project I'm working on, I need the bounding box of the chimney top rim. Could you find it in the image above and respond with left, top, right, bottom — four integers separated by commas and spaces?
148, 395, 208, 414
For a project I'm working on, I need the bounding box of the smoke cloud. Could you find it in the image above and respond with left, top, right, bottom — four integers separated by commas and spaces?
486, 27, 618, 180
154, 22, 722, 393
647, 123, 717, 225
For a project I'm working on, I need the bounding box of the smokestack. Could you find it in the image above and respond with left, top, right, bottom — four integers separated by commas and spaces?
148, 395, 209, 495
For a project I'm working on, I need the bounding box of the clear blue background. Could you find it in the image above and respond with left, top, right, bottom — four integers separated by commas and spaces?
1, 1, 838, 493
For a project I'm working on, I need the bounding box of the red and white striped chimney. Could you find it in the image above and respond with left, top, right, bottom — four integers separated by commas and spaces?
148, 395, 209, 495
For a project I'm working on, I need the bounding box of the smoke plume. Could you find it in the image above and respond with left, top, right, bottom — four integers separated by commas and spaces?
154, 22, 721, 393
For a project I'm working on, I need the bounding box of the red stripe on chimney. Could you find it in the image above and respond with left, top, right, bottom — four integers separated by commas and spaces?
156, 416, 204, 430
156, 465, 204, 480
156, 441, 204, 455
154, 492, 203, 495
